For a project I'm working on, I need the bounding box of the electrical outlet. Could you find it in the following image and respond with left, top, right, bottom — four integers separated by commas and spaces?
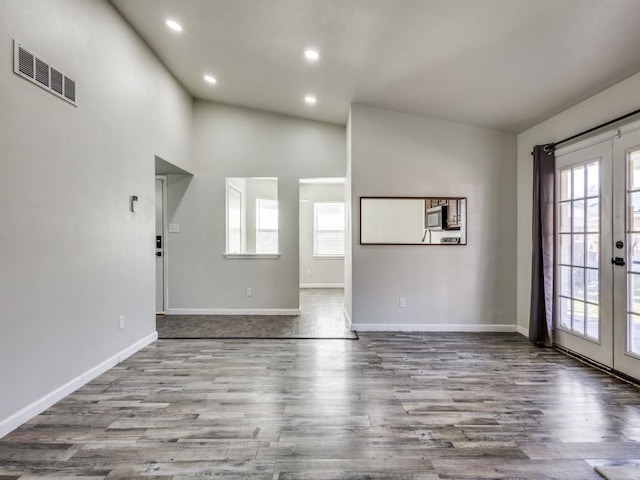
307, 269, 312, 277
119, 315, 125, 329
399, 297, 407, 308
246, 287, 252, 297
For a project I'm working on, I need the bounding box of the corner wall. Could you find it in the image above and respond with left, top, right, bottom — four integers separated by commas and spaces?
350, 105, 517, 331
344, 111, 353, 324
165, 101, 345, 312
516, 71, 640, 335
0, 0, 192, 433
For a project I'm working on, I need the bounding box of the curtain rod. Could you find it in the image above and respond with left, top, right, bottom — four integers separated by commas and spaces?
543, 107, 640, 152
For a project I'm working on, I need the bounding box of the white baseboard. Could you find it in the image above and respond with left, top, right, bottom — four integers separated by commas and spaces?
352, 323, 517, 333
165, 308, 301, 316
516, 325, 529, 337
0, 331, 157, 439
300, 284, 344, 289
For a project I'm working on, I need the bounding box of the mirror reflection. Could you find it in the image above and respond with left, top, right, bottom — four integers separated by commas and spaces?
360, 197, 467, 245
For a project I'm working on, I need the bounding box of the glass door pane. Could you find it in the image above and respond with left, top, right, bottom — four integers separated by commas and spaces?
625, 150, 640, 356
555, 140, 613, 368
556, 161, 600, 340
612, 131, 640, 380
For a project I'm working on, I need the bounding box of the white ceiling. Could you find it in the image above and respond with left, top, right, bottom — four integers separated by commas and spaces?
111, 0, 640, 133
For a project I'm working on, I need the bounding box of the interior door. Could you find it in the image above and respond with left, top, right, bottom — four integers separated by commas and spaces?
554, 140, 614, 367
155, 178, 165, 314
612, 129, 640, 379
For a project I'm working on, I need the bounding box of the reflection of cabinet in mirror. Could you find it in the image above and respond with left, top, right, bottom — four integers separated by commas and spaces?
360, 196, 467, 245
428, 198, 461, 230
448, 200, 461, 229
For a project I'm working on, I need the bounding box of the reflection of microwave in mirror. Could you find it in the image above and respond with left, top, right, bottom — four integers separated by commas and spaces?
360, 196, 467, 245
426, 205, 447, 230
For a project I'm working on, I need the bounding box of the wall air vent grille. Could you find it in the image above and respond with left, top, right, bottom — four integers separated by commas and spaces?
51, 68, 63, 95
35, 58, 49, 86
13, 40, 77, 106
63, 76, 75, 102
18, 46, 34, 78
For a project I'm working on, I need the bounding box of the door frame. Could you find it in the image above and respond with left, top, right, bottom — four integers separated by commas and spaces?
554, 138, 614, 368
553, 118, 640, 382
156, 175, 168, 314
612, 126, 640, 380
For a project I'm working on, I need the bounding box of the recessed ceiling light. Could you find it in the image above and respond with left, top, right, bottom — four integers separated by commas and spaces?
304, 95, 317, 105
166, 19, 183, 32
304, 49, 320, 61
204, 74, 217, 85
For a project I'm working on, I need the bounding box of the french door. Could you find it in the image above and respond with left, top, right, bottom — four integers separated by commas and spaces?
554, 126, 640, 381
612, 129, 640, 379
555, 141, 613, 367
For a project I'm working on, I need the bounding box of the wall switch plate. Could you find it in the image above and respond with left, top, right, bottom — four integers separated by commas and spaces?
246, 287, 252, 297
119, 315, 125, 329
307, 269, 312, 277
399, 297, 407, 308
169, 224, 180, 233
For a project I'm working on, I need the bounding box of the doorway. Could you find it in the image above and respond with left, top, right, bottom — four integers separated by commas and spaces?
155, 176, 167, 314
554, 123, 640, 381
299, 178, 348, 330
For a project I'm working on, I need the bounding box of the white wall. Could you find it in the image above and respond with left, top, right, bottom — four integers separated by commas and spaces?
344, 112, 353, 323
350, 104, 517, 330
516, 71, 640, 335
0, 0, 192, 432
299, 183, 345, 287
246, 178, 278, 253
166, 101, 345, 312
226, 177, 247, 252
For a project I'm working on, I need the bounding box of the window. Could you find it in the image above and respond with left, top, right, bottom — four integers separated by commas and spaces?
256, 198, 278, 254
557, 161, 600, 340
314, 202, 345, 256
225, 177, 278, 256
227, 185, 242, 254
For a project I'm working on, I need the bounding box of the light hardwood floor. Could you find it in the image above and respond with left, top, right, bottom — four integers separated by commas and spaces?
1, 332, 640, 479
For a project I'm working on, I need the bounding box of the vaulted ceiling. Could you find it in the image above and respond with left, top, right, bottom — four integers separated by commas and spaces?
111, 0, 640, 132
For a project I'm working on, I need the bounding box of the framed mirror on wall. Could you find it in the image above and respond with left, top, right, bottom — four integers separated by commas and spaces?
360, 196, 467, 245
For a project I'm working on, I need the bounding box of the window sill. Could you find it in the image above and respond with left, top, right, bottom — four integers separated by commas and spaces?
223, 253, 281, 259
313, 255, 345, 260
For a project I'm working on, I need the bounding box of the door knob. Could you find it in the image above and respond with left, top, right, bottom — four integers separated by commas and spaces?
611, 257, 625, 266
156, 251, 162, 257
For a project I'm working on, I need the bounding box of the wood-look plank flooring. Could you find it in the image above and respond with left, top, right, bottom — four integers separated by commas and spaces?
157, 289, 355, 339
2, 333, 640, 479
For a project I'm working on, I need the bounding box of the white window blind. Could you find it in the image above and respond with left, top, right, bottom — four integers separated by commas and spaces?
314, 202, 345, 256
256, 198, 278, 253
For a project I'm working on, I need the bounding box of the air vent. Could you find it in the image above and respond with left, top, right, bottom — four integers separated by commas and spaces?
51, 68, 63, 95
35, 58, 49, 86
18, 46, 34, 78
13, 40, 77, 106
63, 76, 75, 102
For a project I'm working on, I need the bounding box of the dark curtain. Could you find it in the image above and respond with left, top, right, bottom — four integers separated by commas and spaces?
529, 144, 555, 346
